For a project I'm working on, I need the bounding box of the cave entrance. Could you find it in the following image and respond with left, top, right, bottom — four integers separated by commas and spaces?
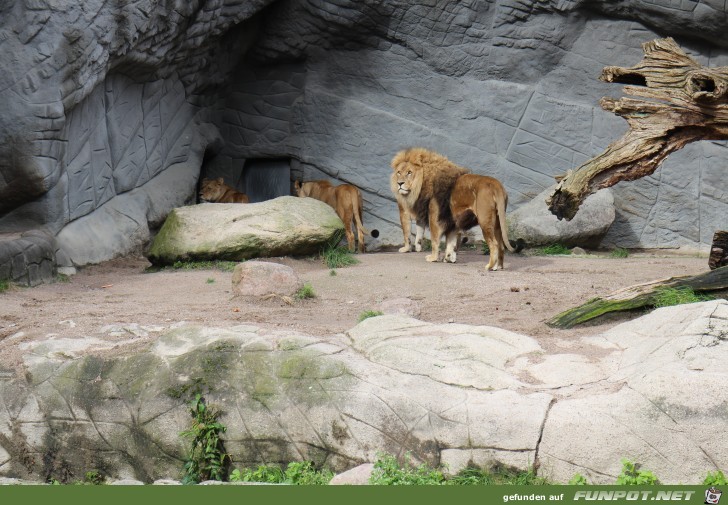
242, 158, 291, 203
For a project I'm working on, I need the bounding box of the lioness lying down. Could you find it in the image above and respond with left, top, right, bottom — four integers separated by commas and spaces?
295, 180, 379, 253
199, 177, 250, 203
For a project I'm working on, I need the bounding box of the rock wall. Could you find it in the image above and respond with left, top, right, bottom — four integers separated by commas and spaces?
2, 301, 726, 483
1, 0, 728, 282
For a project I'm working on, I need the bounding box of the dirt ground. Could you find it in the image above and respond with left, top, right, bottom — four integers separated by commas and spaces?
0, 247, 715, 373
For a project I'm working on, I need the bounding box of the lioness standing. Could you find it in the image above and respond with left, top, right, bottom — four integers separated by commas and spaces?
294, 180, 378, 253
390, 147, 469, 262
447, 174, 515, 270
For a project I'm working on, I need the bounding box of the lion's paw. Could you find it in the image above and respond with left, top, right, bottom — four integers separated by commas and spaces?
398, 245, 411, 253
444, 252, 457, 263
414, 243, 422, 252
426, 254, 439, 262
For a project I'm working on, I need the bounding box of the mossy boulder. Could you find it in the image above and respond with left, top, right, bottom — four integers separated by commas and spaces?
147, 196, 344, 265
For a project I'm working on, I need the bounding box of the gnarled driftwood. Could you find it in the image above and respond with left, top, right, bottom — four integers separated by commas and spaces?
547, 38, 728, 220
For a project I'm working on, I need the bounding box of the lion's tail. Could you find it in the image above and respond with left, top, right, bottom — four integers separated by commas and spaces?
354, 192, 379, 238
497, 192, 516, 253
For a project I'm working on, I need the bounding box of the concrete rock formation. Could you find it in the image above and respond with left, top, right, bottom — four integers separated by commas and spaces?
1, 1, 728, 282
0, 300, 725, 483
508, 186, 615, 248
146, 196, 344, 265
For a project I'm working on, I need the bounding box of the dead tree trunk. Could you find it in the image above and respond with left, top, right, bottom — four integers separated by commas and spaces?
710, 231, 728, 270
547, 265, 728, 329
547, 38, 728, 220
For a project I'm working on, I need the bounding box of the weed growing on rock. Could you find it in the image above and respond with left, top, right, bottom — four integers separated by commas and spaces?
610, 247, 630, 258
616, 459, 659, 485
369, 453, 446, 485
0, 280, 8, 293
358, 310, 383, 322
704, 470, 728, 485
180, 394, 230, 484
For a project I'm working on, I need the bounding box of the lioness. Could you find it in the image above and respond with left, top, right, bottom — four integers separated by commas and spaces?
199, 177, 250, 203
294, 180, 379, 253
390, 147, 469, 262
446, 174, 515, 270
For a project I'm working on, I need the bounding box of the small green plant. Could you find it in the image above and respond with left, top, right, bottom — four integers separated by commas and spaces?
230, 462, 333, 485
369, 453, 446, 485
653, 286, 713, 308
83, 470, 105, 485
56, 273, 70, 283
481, 242, 490, 256
569, 473, 589, 485
610, 247, 630, 258
704, 470, 728, 485
616, 459, 659, 485
421, 238, 432, 251
448, 465, 547, 485
321, 245, 359, 269
358, 310, 383, 322
0, 279, 8, 293
534, 243, 571, 255
180, 394, 230, 484
295, 283, 316, 300
329, 269, 337, 276
206, 278, 215, 284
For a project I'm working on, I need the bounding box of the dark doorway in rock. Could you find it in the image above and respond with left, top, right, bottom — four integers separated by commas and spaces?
242, 158, 291, 203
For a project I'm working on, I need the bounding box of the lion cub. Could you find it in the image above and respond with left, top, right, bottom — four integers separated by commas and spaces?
446, 174, 516, 270
295, 180, 378, 253
199, 177, 250, 203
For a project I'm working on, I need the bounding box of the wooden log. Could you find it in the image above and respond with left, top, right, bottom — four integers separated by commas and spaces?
547, 38, 728, 220
547, 265, 728, 328
709, 231, 728, 270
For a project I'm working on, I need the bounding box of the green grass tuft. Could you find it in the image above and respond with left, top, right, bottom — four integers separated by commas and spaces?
653, 286, 713, 308
534, 243, 571, 255
609, 247, 630, 258
704, 470, 728, 486
0, 279, 8, 293
295, 283, 316, 300
329, 269, 337, 276
206, 278, 215, 284
358, 310, 383, 322
148, 260, 238, 273
321, 245, 359, 269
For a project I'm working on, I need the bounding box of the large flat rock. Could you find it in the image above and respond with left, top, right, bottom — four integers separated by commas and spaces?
146, 196, 343, 265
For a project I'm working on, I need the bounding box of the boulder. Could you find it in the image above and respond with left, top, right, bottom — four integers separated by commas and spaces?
231, 261, 303, 297
508, 186, 615, 248
1, 301, 726, 484
146, 197, 344, 265
329, 464, 374, 485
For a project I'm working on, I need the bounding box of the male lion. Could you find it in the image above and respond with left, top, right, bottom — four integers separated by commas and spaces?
446, 174, 515, 271
390, 147, 469, 262
294, 180, 379, 253
199, 177, 250, 203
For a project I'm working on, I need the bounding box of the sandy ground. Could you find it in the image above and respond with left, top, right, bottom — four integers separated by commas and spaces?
0, 248, 715, 373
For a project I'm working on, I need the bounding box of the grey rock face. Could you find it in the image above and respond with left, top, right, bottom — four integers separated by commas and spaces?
1, 0, 727, 282
146, 196, 344, 265
1, 301, 726, 484
508, 186, 615, 248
